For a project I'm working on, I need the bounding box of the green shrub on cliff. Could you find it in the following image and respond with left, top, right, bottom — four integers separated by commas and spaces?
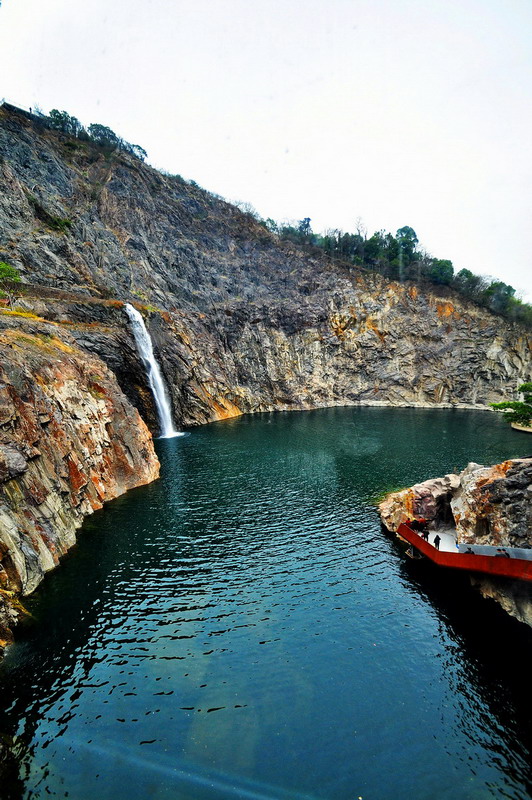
48, 109, 83, 137
26, 196, 72, 232
0, 262, 20, 283
430, 259, 454, 285
0, 262, 21, 307
491, 383, 532, 427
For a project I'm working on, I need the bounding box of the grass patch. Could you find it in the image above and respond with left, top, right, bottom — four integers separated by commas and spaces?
27, 195, 73, 233
88, 386, 106, 400
7, 330, 75, 355
0, 308, 46, 321
132, 301, 164, 314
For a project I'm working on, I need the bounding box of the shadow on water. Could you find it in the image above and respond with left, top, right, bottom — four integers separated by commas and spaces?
0, 483, 161, 796
394, 538, 532, 795
0, 407, 531, 799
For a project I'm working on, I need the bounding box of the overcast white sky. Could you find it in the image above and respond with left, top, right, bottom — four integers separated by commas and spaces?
1, 0, 531, 299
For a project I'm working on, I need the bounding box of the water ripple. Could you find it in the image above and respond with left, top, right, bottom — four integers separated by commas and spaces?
1, 407, 532, 799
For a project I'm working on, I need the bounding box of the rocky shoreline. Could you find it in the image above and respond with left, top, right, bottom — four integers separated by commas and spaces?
379, 458, 532, 625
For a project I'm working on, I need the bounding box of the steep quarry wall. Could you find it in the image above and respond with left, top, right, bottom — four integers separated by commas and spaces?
13, 282, 532, 431
176, 284, 530, 417
379, 459, 532, 626
0, 105, 530, 431
0, 315, 159, 647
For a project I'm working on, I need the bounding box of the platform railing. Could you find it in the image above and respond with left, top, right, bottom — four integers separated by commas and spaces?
456, 542, 532, 560
404, 522, 532, 561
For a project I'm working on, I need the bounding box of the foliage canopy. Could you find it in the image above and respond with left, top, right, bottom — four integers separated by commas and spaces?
0, 262, 21, 283
260, 216, 532, 327
44, 109, 147, 161
491, 384, 532, 427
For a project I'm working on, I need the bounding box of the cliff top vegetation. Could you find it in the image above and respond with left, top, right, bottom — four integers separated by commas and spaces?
492, 383, 532, 427
12, 104, 148, 162
253, 218, 532, 327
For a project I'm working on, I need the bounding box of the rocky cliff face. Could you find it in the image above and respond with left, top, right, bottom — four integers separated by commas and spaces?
0, 313, 159, 648
0, 104, 530, 431
0, 104, 530, 646
379, 459, 532, 625
379, 473, 460, 533
14, 281, 532, 432
451, 459, 532, 547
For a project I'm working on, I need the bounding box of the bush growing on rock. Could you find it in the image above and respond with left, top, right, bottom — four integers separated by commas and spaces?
41, 107, 148, 161
267, 219, 531, 326
0, 262, 21, 307
48, 109, 83, 137
491, 383, 532, 427
0, 262, 20, 283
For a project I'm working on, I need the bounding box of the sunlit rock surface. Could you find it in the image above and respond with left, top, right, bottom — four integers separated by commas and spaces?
0, 319, 159, 645
451, 459, 532, 547
379, 474, 460, 532
379, 458, 532, 625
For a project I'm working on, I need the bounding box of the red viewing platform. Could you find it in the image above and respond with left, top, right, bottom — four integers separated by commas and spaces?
396, 523, 532, 582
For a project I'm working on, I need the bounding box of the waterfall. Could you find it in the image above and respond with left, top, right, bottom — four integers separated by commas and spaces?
124, 304, 181, 439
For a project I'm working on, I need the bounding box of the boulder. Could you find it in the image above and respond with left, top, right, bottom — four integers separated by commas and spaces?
379, 473, 460, 532
451, 458, 532, 548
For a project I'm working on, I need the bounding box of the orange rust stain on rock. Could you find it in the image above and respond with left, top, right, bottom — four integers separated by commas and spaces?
26, 481, 49, 505
65, 455, 88, 493
90, 472, 107, 501
39, 531, 61, 563
330, 313, 357, 340
479, 461, 514, 489
175, 329, 192, 346
88, 380, 107, 398
387, 489, 415, 519
331, 324, 346, 340
436, 301, 455, 318
211, 398, 242, 420
499, 460, 515, 475
366, 319, 386, 343
193, 383, 243, 421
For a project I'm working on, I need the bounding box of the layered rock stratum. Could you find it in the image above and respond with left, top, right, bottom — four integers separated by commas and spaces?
0, 313, 159, 647
379, 459, 532, 625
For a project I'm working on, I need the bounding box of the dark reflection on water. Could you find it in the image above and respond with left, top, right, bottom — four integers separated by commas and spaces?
1, 407, 532, 800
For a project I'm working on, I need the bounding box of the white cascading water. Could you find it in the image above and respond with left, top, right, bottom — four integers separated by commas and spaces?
124, 303, 182, 439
